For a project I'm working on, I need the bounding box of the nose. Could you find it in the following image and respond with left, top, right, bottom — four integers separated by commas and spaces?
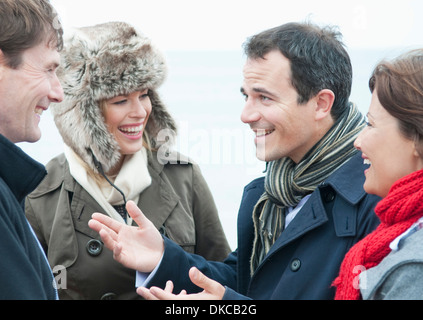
132, 97, 149, 119
354, 129, 364, 151
48, 74, 64, 103
240, 99, 261, 124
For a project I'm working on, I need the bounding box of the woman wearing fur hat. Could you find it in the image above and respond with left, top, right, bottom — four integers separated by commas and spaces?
25, 21, 231, 300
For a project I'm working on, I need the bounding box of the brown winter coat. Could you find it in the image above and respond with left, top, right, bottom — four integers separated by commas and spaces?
25, 151, 231, 300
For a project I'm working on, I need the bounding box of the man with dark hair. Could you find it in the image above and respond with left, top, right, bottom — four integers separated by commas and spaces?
0, 0, 63, 299
89, 22, 381, 300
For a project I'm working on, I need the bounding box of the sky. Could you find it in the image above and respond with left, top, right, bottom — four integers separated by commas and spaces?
50, 0, 423, 51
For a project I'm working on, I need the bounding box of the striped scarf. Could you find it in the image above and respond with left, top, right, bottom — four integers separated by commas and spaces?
250, 103, 365, 274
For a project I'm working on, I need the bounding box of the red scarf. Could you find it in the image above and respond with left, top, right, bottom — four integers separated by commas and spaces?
333, 169, 423, 300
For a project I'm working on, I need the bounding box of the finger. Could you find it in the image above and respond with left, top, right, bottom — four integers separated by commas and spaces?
90, 212, 123, 233
137, 287, 159, 300
87, 218, 104, 233
164, 280, 174, 293
149, 286, 179, 300
88, 219, 117, 241
126, 201, 151, 228
99, 228, 118, 251
112, 242, 123, 260
189, 267, 224, 298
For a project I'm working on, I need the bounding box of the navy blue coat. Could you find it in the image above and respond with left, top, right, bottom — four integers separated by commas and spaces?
149, 153, 381, 299
0, 134, 56, 299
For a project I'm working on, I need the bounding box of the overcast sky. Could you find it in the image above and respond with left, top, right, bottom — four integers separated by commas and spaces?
51, 0, 423, 51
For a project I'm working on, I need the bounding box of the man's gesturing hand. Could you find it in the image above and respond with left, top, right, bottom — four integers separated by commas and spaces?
137, 267, 225, 300
88, 200, 164, 273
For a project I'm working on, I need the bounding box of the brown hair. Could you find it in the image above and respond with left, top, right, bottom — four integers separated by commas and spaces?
370, 49, 423, 156
0, 0, 63, 68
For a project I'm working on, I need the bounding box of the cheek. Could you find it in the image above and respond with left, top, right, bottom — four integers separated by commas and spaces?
103, 109, 122, 131
364, 147, 410, 198
145, 102, 152, 120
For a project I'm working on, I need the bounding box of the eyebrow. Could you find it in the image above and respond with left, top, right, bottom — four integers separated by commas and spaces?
240, 87, 278, 99
46, 62, 60, 70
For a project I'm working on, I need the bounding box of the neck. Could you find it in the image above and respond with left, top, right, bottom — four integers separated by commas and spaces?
106, 155, 125, 177
292, 118, 335, 164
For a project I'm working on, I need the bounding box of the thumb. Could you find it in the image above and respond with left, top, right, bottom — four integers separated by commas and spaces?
189, 267, 223, 295
126, 200, 149, 227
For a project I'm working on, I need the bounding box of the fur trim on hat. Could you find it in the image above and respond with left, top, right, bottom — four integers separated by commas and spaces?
51, 21, 177, 174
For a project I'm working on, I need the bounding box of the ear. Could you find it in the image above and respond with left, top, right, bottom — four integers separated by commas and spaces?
314, 89, 335, 121
0, 50, 6, 80
413, 140, 423, 159
412, 141, 423, 171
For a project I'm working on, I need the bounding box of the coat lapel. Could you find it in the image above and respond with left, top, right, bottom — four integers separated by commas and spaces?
259, 189, 328, 264
135, 152, 179, 229
136, 167, 179, 229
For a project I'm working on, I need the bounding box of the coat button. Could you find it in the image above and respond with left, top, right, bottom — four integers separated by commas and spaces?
101, 292, 117, 300
290, 258, 301, 272
323, 191, 335, 202
86, 239, 103, 256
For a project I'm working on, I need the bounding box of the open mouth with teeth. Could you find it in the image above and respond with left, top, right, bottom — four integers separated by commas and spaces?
363, 159, 371, 165
118, 125, 143, 136
35, 107, 45, 116
255, 129, 275, 137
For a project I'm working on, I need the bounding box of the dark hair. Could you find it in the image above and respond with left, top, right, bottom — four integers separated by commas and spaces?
369, 49, 423, 156
243, 22, 352, 121
0, 0, 63, 68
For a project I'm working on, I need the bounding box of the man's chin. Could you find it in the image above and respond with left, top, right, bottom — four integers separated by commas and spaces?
255, 150, 268, 162
26, 131, 42, 144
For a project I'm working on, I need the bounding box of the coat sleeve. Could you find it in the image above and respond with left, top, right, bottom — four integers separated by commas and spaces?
25, 197, 47, 251
147, 237, 237, 294
222, 287, 252, 300
0, 195, 49, 299
367, 262, 423, 299
191, 163, 231, 261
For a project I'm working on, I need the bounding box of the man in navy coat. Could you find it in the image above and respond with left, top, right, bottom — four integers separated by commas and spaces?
89, 22, 381, 300
0, 0, 64, 299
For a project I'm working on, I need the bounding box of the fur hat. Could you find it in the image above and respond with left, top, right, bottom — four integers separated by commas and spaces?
51, 21, 177, 173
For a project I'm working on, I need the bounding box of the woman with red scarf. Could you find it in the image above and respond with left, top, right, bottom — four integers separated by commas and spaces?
333, 49, 423, 300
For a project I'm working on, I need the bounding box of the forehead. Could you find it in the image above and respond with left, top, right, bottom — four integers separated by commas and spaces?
243, 50, 292, 89
20, 41, 60, 68
368, 90, 388, 117
368, 90, 399, 127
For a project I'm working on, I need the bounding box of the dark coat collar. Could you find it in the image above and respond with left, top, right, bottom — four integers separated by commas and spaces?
0, 134, 46, 202
325, 152, 368, 205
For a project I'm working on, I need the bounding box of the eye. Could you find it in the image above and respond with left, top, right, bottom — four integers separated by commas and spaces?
139, 90, 150, 100
365, 117, 374, 128
113, 99, 127, 105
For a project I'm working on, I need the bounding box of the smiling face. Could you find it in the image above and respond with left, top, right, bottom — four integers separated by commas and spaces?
354, 89, 423, 198
240, 50, 334, 163
0, 41, 63, 143
103, 89, 152, 157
